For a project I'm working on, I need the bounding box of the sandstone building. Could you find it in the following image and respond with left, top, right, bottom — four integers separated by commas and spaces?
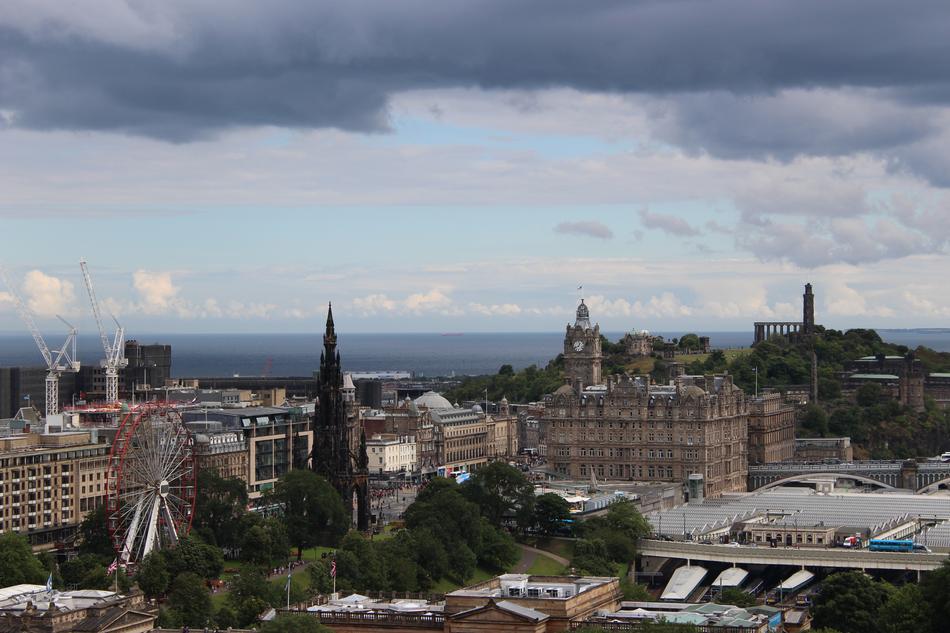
0, 431, 110, 548
543, 301, 749, 498
747, 391, 795, 465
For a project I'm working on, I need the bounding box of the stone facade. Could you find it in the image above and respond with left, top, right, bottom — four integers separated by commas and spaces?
563, 300, 602, 391
793, 437, 853, 462
543, 373, 748, 498
0, 431, 110, 548
747, 392, 795, 465
842, 353, 925, 411
621, 331, 654, 357
0, 588, 154, 633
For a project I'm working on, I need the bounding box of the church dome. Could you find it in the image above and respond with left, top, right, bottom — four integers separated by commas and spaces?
680, 385, 706, 399
554, 383, 576, 396
414, 391, 453, 410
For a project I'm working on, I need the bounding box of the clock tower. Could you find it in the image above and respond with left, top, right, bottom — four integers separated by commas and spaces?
564, 299, 602, 389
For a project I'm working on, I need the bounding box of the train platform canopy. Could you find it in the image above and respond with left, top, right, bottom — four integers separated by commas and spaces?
711, 567, 748, 589
660, 565, 707, 601
646, 487, 950, 542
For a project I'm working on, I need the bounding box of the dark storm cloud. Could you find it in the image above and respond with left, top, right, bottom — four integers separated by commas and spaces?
3, 0, 950, 141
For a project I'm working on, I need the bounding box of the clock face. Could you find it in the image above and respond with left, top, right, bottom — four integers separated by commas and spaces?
573, 340, 585, 352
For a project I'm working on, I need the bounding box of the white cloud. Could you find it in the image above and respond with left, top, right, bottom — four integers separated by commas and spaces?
584, 292, 693, 320
823, 282, 895, 318
469, 302, 522, 316
352, 294, 398, 316
132, 270, 178, 314
404, 289, 454, 314
23, 270, 75, 316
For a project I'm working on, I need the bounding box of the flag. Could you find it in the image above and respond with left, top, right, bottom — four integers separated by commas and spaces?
107, 559, 118, 574
284, 572, 292, 591
45, 572, 52, 592
330, 560, 337, 578
22, 395, 30, 401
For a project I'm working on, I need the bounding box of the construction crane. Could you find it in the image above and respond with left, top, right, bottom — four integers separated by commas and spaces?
79, 258, 127, 404
0, 267, 80, 418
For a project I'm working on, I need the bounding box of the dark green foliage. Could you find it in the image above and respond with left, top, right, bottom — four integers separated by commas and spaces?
163, 534, 224, 580
460, 461, 535, 528
193, 469, 248, 549
570, 539, 615, 576
444, 358, 564, 403
475, 518, 519, 572
78, 505, 115, 560
620, 579, 651, 601
0, 532, 47, 586
166, 572, 212, 627
534, 492, 571, 535
718, 587, 757, 608
272, 470, 349, 551
800, 403, 829, 436
678, 333, 701, 350
227, 569, 282, 626
259, 614, 333, 633
811, 571, 893, 633
878, 583, 929, 633
921, 560, 950, 633
577, 500, 651, 565
60, 553, 107, 589
135, 551, 170, 599
240, 515, 292, 566
855, 382, 883, 407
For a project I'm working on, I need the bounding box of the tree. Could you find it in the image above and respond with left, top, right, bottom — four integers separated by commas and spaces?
811, 571, 893, 633
60, 554, 106, 589
718, 587, 757, 608
78, 505, 115, 560
570, 539, 615, 576
856, 382, 883, 407
193, 469, 249, 548
240, 516, 291, 567
476, 518, 519, 573
166, 572, 212, 627
921, 560, 950, 633
498, 364, 514, 376
227, 569, 280, 626
163, 535, 224, 580
801, 404, 829, 436
272, 470, 348, 553
878, 583, 929, 633
678, 334, 700, 350
534, 493, 571, 535
461, 461, 535, 529
620, 579, 651, 601
581, 500, 651, 563
135, 551, 170, 599
0, 532, 47, 586
260, 614, 332, 633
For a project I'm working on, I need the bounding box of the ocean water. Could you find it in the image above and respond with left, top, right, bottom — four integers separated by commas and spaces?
0, 329, 945, 378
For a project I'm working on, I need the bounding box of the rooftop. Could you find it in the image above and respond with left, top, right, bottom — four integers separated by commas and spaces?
647, 487, 950, 542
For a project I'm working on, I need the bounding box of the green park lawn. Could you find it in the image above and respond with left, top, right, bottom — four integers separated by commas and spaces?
526, 553, 566, 576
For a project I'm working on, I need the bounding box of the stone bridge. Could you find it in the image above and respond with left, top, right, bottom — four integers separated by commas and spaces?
748, 460, 950, 493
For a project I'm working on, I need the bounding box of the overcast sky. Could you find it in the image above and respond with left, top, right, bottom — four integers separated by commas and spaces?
1, 1, 949, 334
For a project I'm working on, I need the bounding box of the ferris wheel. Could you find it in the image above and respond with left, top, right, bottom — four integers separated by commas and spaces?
106, 403, 197, 565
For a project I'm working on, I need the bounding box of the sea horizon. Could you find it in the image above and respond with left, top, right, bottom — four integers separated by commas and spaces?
1, 328, 948, 379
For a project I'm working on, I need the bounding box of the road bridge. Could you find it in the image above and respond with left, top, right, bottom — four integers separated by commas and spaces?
748, 460, 950, 492
638, 539, 947, 572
